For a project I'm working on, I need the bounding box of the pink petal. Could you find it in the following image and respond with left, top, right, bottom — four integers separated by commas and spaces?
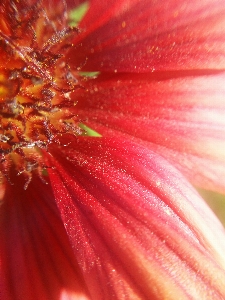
48, 137, 225, 299
68, 0, 225, 72
74, 72, 225, 192
0, 176, 90, 300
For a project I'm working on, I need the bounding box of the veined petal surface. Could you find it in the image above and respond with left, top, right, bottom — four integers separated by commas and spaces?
0, 177, 90, 300
74, 72, 225, 192
48, 137, 225, 300
69, 0, 225, 72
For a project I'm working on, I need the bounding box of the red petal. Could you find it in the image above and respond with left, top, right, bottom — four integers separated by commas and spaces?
74, 72, 225, 192
78, 0, 136, 37
48, 137, 225, 299
43, 0, 84, 9
0, 176, 90, 300
69, 0, 225, 72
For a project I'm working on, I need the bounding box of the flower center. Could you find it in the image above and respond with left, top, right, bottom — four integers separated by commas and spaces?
0, 0, 82, 188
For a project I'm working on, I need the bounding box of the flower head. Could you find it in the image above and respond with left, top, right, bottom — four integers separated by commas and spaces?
1, 0, 225, 299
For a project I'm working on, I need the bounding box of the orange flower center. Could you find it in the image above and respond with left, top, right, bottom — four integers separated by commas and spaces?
0, 0, 82, 188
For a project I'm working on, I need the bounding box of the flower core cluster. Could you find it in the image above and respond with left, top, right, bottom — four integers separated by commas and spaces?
0, 0, 81, 187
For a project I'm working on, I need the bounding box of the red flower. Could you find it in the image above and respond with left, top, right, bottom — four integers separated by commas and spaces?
1, 0, 225, 299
